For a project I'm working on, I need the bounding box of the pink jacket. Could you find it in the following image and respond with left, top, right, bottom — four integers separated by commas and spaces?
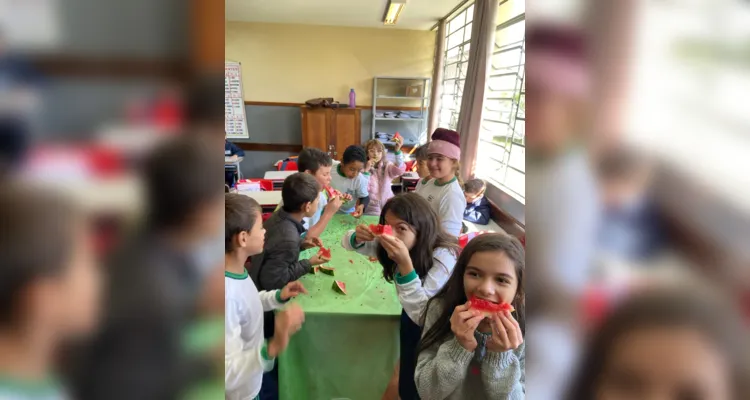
364, 152, 406, 216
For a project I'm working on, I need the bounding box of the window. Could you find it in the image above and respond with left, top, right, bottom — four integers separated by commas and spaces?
438, 4, 474, 130
477, 1, 525, 203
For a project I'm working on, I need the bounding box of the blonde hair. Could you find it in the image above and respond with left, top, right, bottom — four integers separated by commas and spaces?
364, 139, 387, 169
453, 160, 464, 187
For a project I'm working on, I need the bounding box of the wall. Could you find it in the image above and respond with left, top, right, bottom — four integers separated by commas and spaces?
226, 21, 436, 177
225, 21, 436, 104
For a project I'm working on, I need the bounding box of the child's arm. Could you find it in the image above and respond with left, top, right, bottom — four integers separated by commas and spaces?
257, 289, 287, 312
354, 176, 370, 214
307, 193, 343, 238
228, 141, 245, 157
258, 239, 312, 290
341, 230, 378, 257
439, 189, 466, 237
395, 248, 455, 324
225, 299, 275, 392
481, 344, 525, 397
415, 303, 473, 399
385, 150, 407, 179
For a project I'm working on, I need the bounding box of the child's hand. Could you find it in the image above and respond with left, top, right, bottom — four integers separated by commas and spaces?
365, 159, 374, 172
352, 204, 365, 218
394, 138, 403, 152
450, 302, 485, 352
269, 304, 305, 357
301, 236, 323, 250
280, 281, 308, 301
378, 234, 411, 267
354, 224, 376, 243
486, 311, 523, 353
327, 195, 344, 212
309, 253, 330, 266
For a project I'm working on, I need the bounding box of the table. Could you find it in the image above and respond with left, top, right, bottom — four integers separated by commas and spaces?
239, 190, 282, 207
264, 170, 296, 190
279, 215, 402, 400
225, 156, 243, 180
183, 317, 223, 400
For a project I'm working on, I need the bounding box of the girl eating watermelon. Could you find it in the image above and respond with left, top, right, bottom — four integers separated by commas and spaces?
415, 233, 525, 399
341, 193, 459, 400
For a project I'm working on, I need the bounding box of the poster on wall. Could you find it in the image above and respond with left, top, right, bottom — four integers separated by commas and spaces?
225, 61, 249, 139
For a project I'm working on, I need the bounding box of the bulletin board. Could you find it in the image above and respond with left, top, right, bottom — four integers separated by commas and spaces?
225, 61, 249, 139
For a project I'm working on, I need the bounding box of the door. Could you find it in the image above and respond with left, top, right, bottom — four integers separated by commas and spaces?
331, 109, 361, 161
301, 108, 331, 154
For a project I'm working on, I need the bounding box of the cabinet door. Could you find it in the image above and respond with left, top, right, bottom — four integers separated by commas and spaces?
301, 108, 331, 154
331, 109, 361, 161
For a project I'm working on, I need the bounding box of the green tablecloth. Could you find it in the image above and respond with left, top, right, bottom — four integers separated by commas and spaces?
183, 317, 224, 400
280, 214, 402, 400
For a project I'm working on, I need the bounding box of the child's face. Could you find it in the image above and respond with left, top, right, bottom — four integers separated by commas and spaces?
384, 210, 417, 250
303, 195, 320, 218
367, 147, 383, 163
416, 160, 431, 179
463, 250, 518, 307
45, 221, 102, 338
311, 165, 332, 188
238, 211, 266, 256
465, 191, 482, 203
525, 83, 582, 156
596, 327, 731, 400
342, 161, 365, 179
427, 154, 456, 180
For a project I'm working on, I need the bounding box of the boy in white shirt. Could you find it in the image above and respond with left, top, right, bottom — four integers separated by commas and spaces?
330, 145, 370, 217
224, 194, 307, 400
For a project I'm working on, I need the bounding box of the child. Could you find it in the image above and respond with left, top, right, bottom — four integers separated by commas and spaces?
0, 183, 101, 400
251, 172, 330, 291
341, 193, 459, 400
276, 148, 344, 238
224, 193, 307, 400
412, 144, 431, 179
566, 288, 750, 400
415, 128, 465, 237
363, 139, 406, 216
463, 178, 491, 225
330, 145, 370, 217
415, 233, 525, 399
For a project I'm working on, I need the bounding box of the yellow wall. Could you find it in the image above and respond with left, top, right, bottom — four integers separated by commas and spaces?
225, 22, 436, 105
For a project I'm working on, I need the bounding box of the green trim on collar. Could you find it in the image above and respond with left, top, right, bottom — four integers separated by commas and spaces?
336, 164, 347, 178
362, 171, 371, 176
394, 150, 402, 155
0, 376, 60, 396
421, 177, 431, 185
434, 176, 457, 187
350, 233, 365, 249
395, 270, 418, 285
224, 269, 249, 280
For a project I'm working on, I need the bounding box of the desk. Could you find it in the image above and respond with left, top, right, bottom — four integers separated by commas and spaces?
264, 170, 296, 190
225, 157, 243, 180
280, 215, 402, 400
238, 190, 282, 207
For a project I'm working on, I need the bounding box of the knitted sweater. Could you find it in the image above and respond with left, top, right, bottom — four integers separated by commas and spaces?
364, 151, 406, 216
415, 300, 525, 400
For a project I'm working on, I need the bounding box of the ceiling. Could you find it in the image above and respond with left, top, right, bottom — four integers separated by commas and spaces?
226, 0, 464, 30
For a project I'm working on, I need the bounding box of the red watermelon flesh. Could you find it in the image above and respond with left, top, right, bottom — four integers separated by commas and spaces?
332, 280, 347, 295
369, 224, 393, 236
469, 295, 514, 316
368, 256, 378, 262
318, 246, 332, 259
319, 266, 335, 276
393, 132, 402, 142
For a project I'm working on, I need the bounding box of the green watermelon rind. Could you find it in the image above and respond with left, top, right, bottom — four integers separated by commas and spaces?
319, 266, 335, 276
332, 280, 347, 295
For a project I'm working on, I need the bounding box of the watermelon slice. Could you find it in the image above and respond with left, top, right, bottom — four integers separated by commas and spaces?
319, 266, 335, 276
324, 186, 338, 199
368, 256, 378, 262
308, 266, 320, 275
369, 224, 393, 236
332, 280, 347, 295
318, 246, 332, 259
469, 295, 514, 316
393, 132, 402, 143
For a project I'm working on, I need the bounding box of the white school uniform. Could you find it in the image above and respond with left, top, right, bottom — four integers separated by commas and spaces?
330, 161, 369, 213
225, 269, 286, 400
341, 231, 457, 324
415, 176, 465, 237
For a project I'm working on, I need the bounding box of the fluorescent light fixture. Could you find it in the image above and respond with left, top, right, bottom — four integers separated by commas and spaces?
383, 0, 407, 25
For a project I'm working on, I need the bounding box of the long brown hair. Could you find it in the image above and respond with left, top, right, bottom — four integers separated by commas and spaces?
418, 233, 526, 355
376, 193, 459, 282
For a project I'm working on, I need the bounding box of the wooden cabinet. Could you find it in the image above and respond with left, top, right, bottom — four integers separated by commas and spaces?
300, 107, 361, 161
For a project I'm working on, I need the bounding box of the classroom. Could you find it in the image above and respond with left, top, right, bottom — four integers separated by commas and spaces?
224, 1, 526, 399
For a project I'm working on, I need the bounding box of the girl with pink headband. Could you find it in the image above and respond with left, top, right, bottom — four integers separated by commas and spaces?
415, 128, 465, 237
